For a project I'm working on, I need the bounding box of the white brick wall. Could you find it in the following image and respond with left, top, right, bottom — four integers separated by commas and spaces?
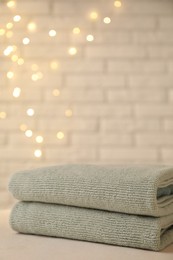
0, 0, 173, 209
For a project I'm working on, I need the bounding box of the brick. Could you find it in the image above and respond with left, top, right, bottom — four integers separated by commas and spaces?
31, 104, 73, 117
100, 118, 161, 132
7, 72, 62, 89
128, 75, 173, 88
53, 1, 105, 15
147, 46, 173, 58
71, 133, 132, 146
100, 148, 158, 162
45, 133, 68, 146
8, 30, 70, 45
22, 87, 43, 102
168, 62, 173, 73
169, 89, 173, 102
0, 147, 44, 161
92, 31, 131, 44
123, 0, 173, 14
159, 17, 173, 29
78, 14, 156, 30
0, 117, 36, 131
28, 16, 91, 30
133, 31, 173, 44
38, 118, 97, 132
135, 104, 173, 117
9, 132, 68, 146
100, 16, 157, 29
45, 147, 98, 161
163, 120, 173, 131
107, 89, 165, 102
7, 132, 33, 147
0, 133, 7, 145
58, 60, 104, 73
66, 74, 125, 87
86, 45, 147, 58
73, 104, 132, 117
3, 87, 43, 102
53, 1, 84, 15
15, 1, 49, 14
52, 89, 104, 102
135, 133, 173, 146
2, 104, 30, 118
108, 60, 166, 73
23, 45, 82, 59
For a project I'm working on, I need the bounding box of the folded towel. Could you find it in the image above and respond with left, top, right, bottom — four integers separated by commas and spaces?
10, 201, 173, 251
9, 164, 173, 217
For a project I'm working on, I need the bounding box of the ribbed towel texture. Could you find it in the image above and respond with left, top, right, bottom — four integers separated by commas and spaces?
9, 164, 173, 251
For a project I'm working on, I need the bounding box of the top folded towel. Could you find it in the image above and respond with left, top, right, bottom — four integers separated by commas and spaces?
9, 164, 173, 217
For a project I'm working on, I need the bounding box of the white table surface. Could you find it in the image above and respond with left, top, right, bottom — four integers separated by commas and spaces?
0, 210, 173, 260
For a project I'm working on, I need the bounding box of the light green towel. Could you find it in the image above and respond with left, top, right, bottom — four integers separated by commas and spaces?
10, 201, 173, 251
9, 164, 173, 217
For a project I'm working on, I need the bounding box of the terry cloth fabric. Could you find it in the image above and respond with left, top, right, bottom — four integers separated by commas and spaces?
10, 201, 173, 251
9, 164, 173, 217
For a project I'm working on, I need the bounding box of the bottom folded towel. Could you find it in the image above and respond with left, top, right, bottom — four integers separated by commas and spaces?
10, 202, 173, 251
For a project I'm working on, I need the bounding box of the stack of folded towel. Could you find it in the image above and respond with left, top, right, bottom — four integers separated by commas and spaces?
9, 164, 173, 251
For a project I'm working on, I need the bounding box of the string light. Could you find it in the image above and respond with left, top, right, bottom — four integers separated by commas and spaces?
12, 45, 17, 51
25, 130, 33, 137
11, 54, 18, 62
72, 27, 80, 34
17, 58, 24, 65
26, 108, 35, 116
114, 0, 122, 8
0, 29, 6, 36
86, 34, 94, 42
0, 112, 7, 119
65, 109, 73, 117
3, 46, 14, 56
7, 1, 16, 8
23, 37, 30, 45
50, 61, 59, 70
89, 11, 98, 20
7, 71, 14, 79
35, 136, 44, 143
6, 22, 13, 29
34, 149, 42, 158
13, 87, 21, 98
68, 47, 77, 56
27, 22, 37, 32
20, 124, 27, 131
31, 74, 39, 81
56, 131, 64, 140
1, 0, 123, 160
103, 17, 111, 24
31, 64, 39, 71
31, 72, 43, 81
6, 31, 13, 38
49, 30, 56, 37
13, 15, 21, 22
52, 89, 60, 96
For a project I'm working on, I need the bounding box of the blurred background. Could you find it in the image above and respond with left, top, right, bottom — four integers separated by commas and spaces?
0, 0, 173, 209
